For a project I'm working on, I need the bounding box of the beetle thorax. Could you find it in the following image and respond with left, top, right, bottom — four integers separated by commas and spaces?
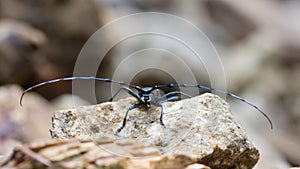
139, 88, 162, 104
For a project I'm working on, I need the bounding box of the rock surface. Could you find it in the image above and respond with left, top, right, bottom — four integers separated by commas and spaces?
50, 93, 259, 169
0, 138, 211, 169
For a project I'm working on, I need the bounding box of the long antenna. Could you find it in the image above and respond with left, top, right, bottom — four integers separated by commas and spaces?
20, 76, 140, 106
155, 83, 273, 129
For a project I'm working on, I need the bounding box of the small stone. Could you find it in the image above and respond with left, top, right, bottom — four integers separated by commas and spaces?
50, 93, 260, 169
0, 85, 54, 155
185, 163, 211, 169
0, 19, 47, 84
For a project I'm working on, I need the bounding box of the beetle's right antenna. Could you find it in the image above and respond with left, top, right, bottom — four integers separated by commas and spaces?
20, 76, 140, 106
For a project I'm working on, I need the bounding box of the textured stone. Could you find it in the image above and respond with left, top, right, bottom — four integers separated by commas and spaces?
50, 93, 259, 169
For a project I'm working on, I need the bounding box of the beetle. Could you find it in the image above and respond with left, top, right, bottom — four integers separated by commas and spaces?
20, 76, 273, 132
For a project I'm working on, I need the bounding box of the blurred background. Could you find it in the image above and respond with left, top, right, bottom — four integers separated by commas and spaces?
0, 0, 299, 168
